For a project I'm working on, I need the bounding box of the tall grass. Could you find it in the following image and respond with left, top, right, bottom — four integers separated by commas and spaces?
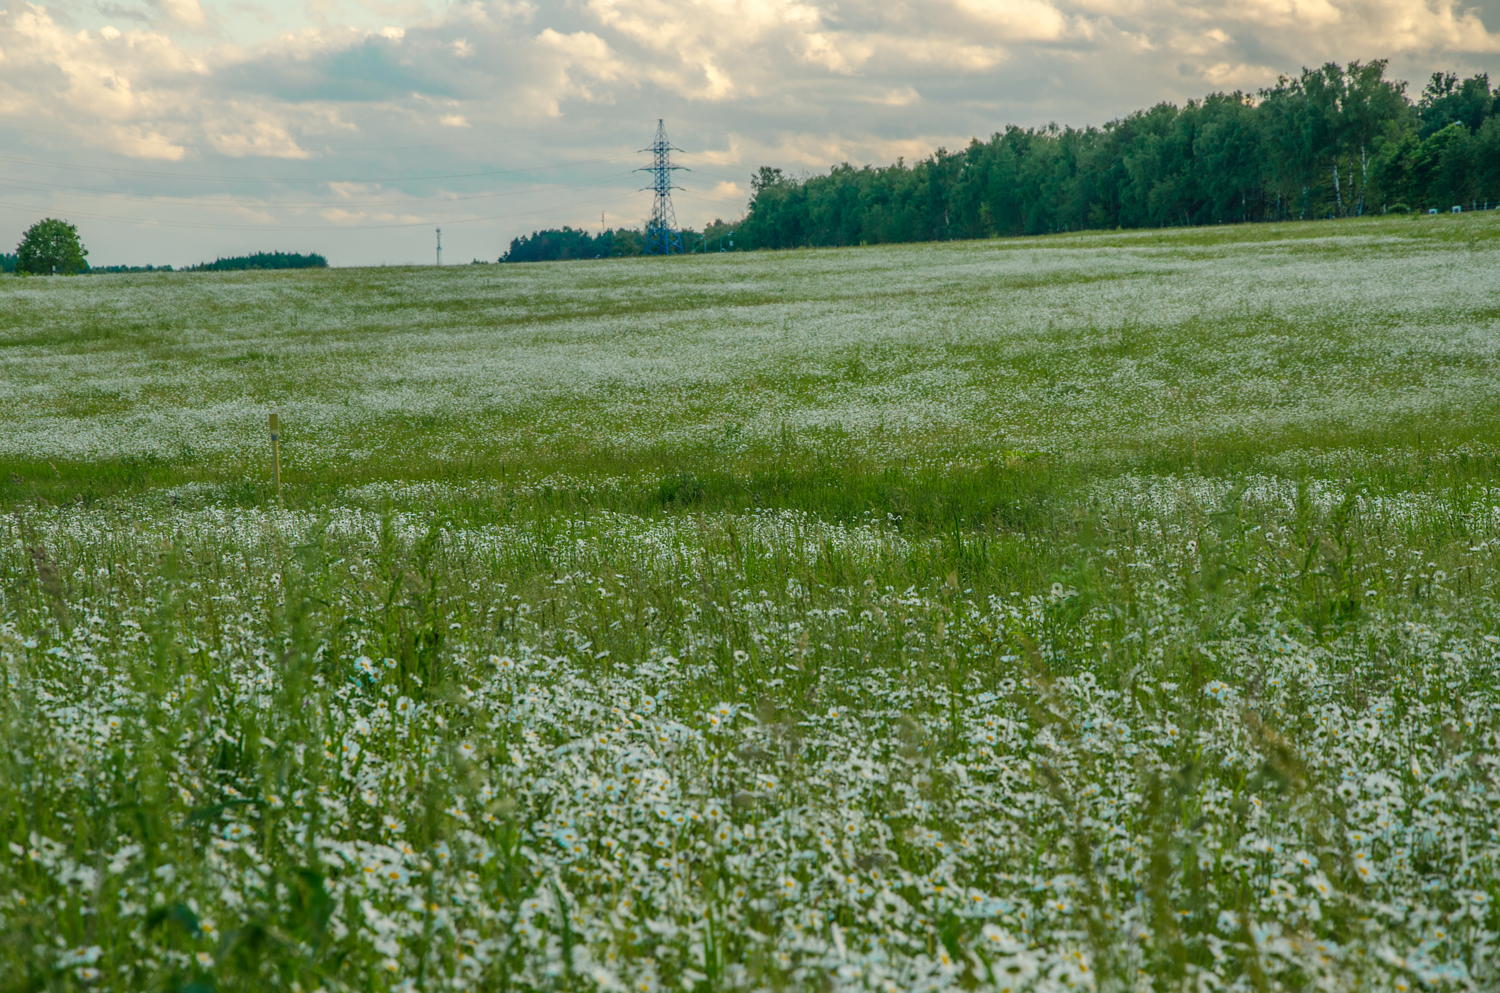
2, 214, 1500, 992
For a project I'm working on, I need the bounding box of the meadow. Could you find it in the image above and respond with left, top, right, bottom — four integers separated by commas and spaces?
2, 211, 1500, 993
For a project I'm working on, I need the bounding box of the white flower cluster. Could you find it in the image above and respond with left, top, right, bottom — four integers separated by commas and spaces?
2, 478, 1498, 991
1, 216, 1496, 473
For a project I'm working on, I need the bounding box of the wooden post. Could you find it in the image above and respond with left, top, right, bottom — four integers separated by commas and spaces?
269, 413, 282, 504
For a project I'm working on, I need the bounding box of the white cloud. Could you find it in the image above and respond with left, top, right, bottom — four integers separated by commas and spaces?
859, 85, 922, 106
153, 0, 207, 30
0, 0, 1494, 265
1199, 60, 1282, 88
534, 27, 626, 110
949, 0, 1071, 40
201, 107, 311, 156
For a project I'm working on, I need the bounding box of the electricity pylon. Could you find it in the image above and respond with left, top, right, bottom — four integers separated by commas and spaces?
636, 120, 688, 255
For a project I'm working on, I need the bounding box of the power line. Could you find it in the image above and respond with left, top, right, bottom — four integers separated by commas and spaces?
0, 189, 642, 231
0, 149, 635, 187
0, 115, 743, 234
677, 188, 750, 204
0, 119, 635, 154
0, 170, 637, 209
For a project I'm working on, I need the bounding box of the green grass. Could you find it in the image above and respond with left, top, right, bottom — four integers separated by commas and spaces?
2, 213, 1500, 993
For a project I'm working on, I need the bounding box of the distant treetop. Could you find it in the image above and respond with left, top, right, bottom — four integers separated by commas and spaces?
731, 60, 1500, 248
16, 218, 88, 275
501, 227, 640, 263
190, 252, 328, 272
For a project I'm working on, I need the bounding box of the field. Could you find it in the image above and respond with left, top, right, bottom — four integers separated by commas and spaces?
3, 212, 1500, 993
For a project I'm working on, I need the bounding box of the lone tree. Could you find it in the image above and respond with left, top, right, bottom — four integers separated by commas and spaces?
16, 218, 88, 275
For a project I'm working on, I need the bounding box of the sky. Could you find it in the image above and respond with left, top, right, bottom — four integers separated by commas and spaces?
0, 0, 1497, 267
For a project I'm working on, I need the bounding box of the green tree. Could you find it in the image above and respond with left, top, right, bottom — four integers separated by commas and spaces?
1340, 60, 1412, 214
16, 218, 88, 275
1369, 122, 1421, 209
1417, 72, 1495, 137
1420, 122, 1477, 210
1477, 115, 1500, 203
1194, 93, 1265, 223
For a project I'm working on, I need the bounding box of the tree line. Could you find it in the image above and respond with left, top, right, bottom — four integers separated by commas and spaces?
96, 252, 331, 273
739, 62, 1499, 248
503, 61, 1499, 261
4, 221, 330, 275
501, 221, 738, 262
188, 252, 327, 272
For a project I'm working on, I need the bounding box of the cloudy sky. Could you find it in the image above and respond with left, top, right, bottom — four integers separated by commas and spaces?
0, 0, 1497, 266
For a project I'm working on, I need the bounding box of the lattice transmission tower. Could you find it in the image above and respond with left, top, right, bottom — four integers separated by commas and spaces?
636, 119, 688, 255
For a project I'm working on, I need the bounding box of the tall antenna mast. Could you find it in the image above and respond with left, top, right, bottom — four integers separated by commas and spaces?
436, 227, 442, 266
636, 119, 687, 255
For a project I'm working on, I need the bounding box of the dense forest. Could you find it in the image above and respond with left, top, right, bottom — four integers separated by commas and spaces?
83, 252, 327, 274
90, 263, 176, 273
501, 221, 738, 262
502, 227, 645, 261
505, 61, 1500, 261
188, 251, 328, 272
739, 62, 1499, 248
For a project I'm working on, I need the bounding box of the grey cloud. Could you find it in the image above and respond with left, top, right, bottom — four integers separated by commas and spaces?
91, 1, 154, 23
1475, 0, 1500, 31
0, 0, 1497, 267
222, 37, 458, 100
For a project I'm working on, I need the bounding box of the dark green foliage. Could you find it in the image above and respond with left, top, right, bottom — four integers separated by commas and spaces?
90, 264, 176, 274
0, 252, 15, 273
501, 224, 716, 262
1417, 71, 1497, 137
15, 218, 88, 275
501, 221, 738, 262
736, 60, 1500, 250
501, 226, 639, 262
189, 252, 328, 272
